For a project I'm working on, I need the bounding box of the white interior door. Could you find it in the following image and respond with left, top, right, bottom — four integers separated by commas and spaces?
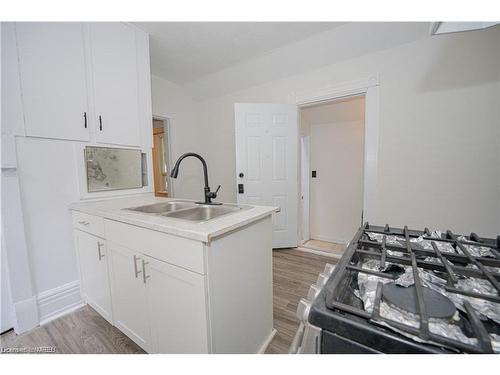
300, 136, 310, 243
235, 103, 298, 248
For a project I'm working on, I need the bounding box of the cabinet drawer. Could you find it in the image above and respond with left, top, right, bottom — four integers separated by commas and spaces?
105, 219, 205, 274
72, 211, 105, 238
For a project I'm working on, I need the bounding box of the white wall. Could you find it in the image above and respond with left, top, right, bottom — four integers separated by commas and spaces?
151, 75, 206, 201
196, 26, 500, 237
302, 97, 365, 243
15, 138, 82, 293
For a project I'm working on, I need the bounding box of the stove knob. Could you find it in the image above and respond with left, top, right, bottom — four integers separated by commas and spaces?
324, 263, 336, 276
307, 283, 320, 301
296, 298, 311, 321
317, 272, 329, 287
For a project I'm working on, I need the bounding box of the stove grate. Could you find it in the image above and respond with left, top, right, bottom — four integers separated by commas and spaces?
325, 223, 500, 354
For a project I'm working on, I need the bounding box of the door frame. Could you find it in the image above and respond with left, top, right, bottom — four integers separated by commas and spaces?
300, 136, 311, 243
152, 115, 176, 197
296, 74, 380, 240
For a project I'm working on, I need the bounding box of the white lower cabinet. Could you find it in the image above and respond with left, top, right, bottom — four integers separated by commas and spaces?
107, 241, 209, 354
75, 230, 112, 322
108, 242, 151, 351
74, 215, 211, 353
144, 256, 209, 353
72, 213, 273, 353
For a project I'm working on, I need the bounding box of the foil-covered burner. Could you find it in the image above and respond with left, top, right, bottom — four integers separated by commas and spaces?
382, 283, 456, 319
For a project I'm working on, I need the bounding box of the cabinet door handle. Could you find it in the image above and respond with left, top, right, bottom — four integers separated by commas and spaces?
78, 220, 90, 226
83, 112, 87, 128
142, 259, 150, 284
133, 255, 142, 278
98, 115, 103, 131
97, 242, 104, 261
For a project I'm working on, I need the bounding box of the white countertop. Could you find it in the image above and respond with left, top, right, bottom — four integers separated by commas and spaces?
69, 194, 277, 243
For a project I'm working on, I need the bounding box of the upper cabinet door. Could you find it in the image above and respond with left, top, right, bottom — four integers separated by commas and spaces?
16, 23, 90, 141
90, 23, 141, 147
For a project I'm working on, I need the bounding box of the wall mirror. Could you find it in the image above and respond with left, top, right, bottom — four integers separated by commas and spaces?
85, 146, 143, 192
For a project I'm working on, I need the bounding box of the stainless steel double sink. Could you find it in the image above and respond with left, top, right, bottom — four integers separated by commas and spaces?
125, 200, 250, 222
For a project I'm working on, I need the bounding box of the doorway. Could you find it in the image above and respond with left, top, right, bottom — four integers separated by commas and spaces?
152, 118, 172, 197
299, 95, 366, 256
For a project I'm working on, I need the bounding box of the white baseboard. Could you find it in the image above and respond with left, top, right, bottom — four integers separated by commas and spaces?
257, 328, 277, 354
37, 280, 84, 326
309, 233, 348, 245
13, 296, 39, 334
297, 246, 343, 259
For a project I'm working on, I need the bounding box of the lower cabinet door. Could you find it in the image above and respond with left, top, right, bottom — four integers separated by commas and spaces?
144, 255, 209, 353
108, 242, 150, 351
75, 230, 112, 322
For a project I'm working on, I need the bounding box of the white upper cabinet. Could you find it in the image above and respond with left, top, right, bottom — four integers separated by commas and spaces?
89, 23, 141, 147
16, 23, 90, 141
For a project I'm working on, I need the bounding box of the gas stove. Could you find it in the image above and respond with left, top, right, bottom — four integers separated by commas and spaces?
291, 223, 500, 354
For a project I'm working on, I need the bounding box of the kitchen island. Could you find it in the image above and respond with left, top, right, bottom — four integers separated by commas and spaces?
69, 194, 277, 353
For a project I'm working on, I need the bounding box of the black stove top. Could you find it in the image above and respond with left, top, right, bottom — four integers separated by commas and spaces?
309, 223, 500, 354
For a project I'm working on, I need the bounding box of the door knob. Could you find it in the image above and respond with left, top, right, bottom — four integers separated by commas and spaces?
239, 172, 244, 178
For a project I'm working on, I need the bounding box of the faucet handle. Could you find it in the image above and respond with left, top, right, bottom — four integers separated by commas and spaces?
207, 185, 221, 200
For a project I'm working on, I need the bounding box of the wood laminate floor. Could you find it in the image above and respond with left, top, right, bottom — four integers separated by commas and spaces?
0, 304, 145, 354
265, 249, 335, 354
1, 249, 335, 354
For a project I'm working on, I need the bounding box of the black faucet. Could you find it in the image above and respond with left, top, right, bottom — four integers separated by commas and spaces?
170, 152, 221, 205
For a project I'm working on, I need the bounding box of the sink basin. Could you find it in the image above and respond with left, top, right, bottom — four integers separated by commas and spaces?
163, 204, 248, 222
125, 200, 250, 222
126, 201, 197, 214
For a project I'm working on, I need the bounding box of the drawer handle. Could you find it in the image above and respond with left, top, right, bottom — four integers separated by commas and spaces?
142, 259, 150, 284
97, 242, 104, 261
78, 220, 90, 226
133, 255, 142, 278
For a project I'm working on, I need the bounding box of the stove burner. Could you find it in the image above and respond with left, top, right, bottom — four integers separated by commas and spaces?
382, 283, 457, 319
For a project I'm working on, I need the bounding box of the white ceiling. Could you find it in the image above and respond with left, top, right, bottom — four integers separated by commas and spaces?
184, 22, 432, 99
133, 22, 344, 83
